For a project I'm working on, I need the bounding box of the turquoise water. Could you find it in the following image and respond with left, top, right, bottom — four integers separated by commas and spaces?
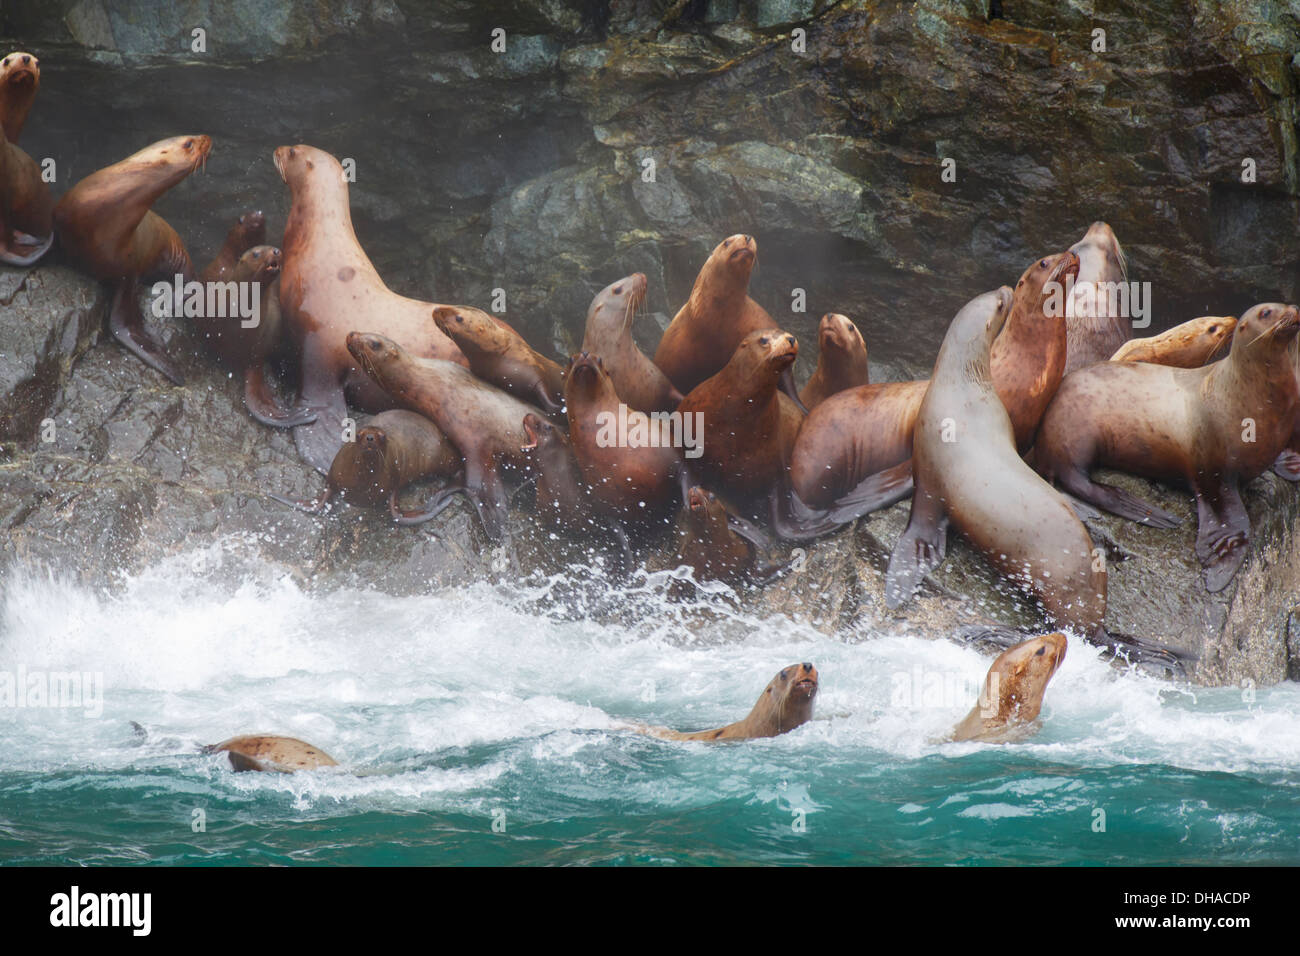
2, 541, 1298, 866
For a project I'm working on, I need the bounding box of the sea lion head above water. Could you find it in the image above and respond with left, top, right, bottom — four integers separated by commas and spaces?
651, 662, 819, 741
949, 632, 1067, 743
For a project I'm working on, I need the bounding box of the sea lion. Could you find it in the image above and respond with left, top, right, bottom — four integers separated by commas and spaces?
564, 351, 686, 526
272, 409, 462, 520
54, 134, 212, 384
580, 273, 682, 413
672, 486, 786, 587
653, 234, 806, 410
0, 52, 39, 144
521, 411, 588, 530
947, 633, 1067, 743
433, 304, 565, 413
273, 144, 466, 473
1035, 303, 1300, 591
789, 250, 1079, 518
1272, 337, 1300, 481
1111, 315, 1236, 367
199, 209, 266, 285
883, 289, 1181, 671
203, 735, 337, 773
347, 331, 540, 540
0, 118, 52, 266
1064, 221, 1131, 374
799, 312, 869, 410
637, 663, 818, 741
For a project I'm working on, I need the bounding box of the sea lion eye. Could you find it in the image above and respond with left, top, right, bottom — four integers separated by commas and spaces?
612, 285, 623, 295
289, 147, 297, 158
1261, 308, 1272, 318
1040, 259, 1049, 269
759, 336, 769, 345
1035, 646, 1046, 656
779, 669, 789, 680
183, 139, 193, 150
723, 239, 732, 247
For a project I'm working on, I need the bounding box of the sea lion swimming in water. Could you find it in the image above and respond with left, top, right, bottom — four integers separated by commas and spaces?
1110, 315, 1236, 368
54, 134, 212, 383
947, 633, 1067, 743
434, 304, 565, 414
203, 735, 338, 773
580, 273, 682, 413
637, 663, 818, 741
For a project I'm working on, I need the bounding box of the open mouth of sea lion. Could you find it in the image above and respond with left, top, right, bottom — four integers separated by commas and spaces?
521, 415, 542, 452
687, 487, 711, 511
6, 67, 36, 87
1048, 250, 1080, 286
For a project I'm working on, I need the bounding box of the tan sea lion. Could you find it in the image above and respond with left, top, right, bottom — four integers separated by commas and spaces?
947, 633, 1067, 743
434, 304, 565, 414
580, 272, 682, 413
883, 289, 1183, 672
0, 52, 39, 143
54, 134, 212, 383
347, 331, 540, 539
1064, 221, 1131, 374
653, 234, 806, 410
1110, 315, 1236, 367
672, 486, 785, 588
272, 409, 462, 520
799, 312, 869, 410
273, 144, 466, 473
1035, 303, 1300, 591
789, 250, 1078, 518
1272, 337, 1300, 481
203, 735, 337, 773
199, 209, 266, 285
637, 663, 818, 741
0, 118, 52, 265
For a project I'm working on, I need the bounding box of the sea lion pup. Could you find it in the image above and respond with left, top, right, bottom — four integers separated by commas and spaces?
434, 304, 565, 414
653, 234, 807, 411
799, 313, 869, 410
1064, 221, 1131, 373
677, 329, 832, 540
1035, 303, 1300, 592
673, 486, 787, 587
203, 735, 337, 773
637, 663, 818, 741
947, 633, 1067, 744
199, 209, 266, 285
790, 250, 1078, 518
1111, 315, 1236, 368
0, 118, 53, 266
0, 52, 39, 144
580, 272, 682, 413
565, 351, 686, 528
884, 289, 1182, 671
54, 134, 212, 384
347, 332, 540, 540
273, 144, 466, 473
272, 409, 462, 520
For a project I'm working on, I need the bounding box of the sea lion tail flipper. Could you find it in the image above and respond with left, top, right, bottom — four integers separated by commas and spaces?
394, 483, 466, 525
1058, 469, 1180, 529
1089, 626, 1193, 678
827, 459, 915, 523
0, 228, 53, 266
243, 365, 318, 428
1271, 449, 1300, 482
292, 378, 349, 475
726, 511, 774, 553
779, 367, 810, 415
768, 487, 839, 541
1193, 485, 1250, 593
953, 624, 1031, 653
107, 278, 186, 385
468, 467, 511, 543
884, 493, 949, 609
1061, 491, 1104, 523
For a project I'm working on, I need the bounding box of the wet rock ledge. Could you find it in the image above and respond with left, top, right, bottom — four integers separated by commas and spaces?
1, 262, 1297, 688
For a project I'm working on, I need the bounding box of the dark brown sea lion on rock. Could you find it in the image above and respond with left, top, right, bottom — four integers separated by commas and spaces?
637, 663, 818, 741
274, 144, 466, 472
671, 486, 786, 588
55, 134, 212, 383
946, 633, 1066, 744
203, 735, 337, 773
0, 52, 39, 143
1064, 221, 1132, 373
1035, 303, 1300, 592
199, 210, 266, 285
0, 119, 52, 266
580, 273, 682, 413
799, 312, 869, 410
434, 304, 565, 413
1110, 315, 1236, 368
653, 234, 806, 411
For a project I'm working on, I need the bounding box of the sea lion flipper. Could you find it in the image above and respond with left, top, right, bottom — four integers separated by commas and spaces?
779, 367, 809, 415
243, 364, 318, 428
107, 279, 186, 385
1272, 449, 1300, 482
1089, 626, 1192, 677
884, 488, 949, 609
827, 459, 915, 523
291, 377, 349, 474
768, 487, 839, 541
1057, 469, 1180, 529
393, 483, 466, 525
725, 512, 774, 553
466, 465, 511, 542
0, 228, 51, 266
1193, 484, 1250, 593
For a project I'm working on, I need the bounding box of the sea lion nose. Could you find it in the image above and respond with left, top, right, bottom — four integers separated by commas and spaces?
802, 662, 813, 672
785, 334, 795, 345
23, 55, 31, 64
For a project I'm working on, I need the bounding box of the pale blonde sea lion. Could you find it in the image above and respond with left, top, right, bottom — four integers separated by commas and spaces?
947, 633, 1067, 743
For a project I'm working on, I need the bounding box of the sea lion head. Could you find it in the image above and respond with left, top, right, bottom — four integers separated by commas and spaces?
140, 135, 212, 177
947, 286, 1014, 359
731, 329, 798, 386
236, 244, 281, 282
1179, 315, 1237, 364
685, 485, 729, 532
432, 304, 508, 352
819, 312, 864, 356
1014, 249, 1079, 321
230, 209, 267, 248
1072, 221, 1127, 281
748, 662, 819, 735
347, 331, 405, 390
273, 144, 343, 191
1232, 303, 1300, 360
703, 234, 759, 291
521, 411, 564, 453
0, 52, 39, 90
587, 273, 647, 331
565, 351, 610, 390
980, 632, 1067, 726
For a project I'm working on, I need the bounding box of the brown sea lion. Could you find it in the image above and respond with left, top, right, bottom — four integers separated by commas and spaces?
521, 412, 588, 530
0, 52, 39, 144
272, 409, 462, 520
1111, 315, 1236, 367
1035, 303, 1300, 592
1272, 337, 1300, 481
653, 234, 806, 410
883, 289, 1183, 672
0, 118, 52, 265
347, 331, 540, 539
672, 486, 785, 587
580, 272, 682, 413
947, 633, 1067, 743
199, 209, 266, 285
564, 351, 686, 527
273, 144, 466, 473
54, 134, 212, 384
434, 304, 565, 414
637, 663, 818, 741
789, 250, 1078, 518
1064, 221, 1131, 374
799, 312, 869, 410
203, 735, 337, 773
